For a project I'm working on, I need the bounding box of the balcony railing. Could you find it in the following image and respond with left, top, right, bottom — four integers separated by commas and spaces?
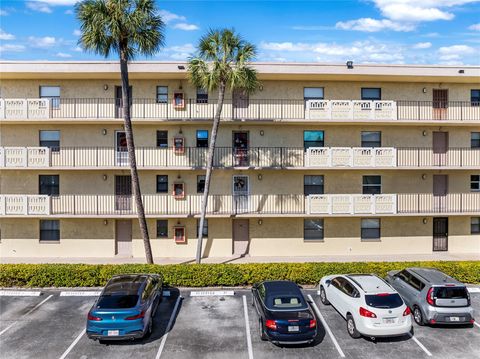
1, 98, 479, 121
2, 146, 479, 169
1, 193, 479, 216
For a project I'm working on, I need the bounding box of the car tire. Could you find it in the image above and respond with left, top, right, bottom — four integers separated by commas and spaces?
259, 320, 267, 341
320, 286, 330, 305
346, 315, 361, 339
413, 306, 425, 326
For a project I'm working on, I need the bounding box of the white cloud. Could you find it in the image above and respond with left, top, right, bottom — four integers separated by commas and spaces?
65, 9, 73, 15
336, 18, 414, 32
469, 23, 480, 31
438, 44, 475, 55
158, 10, 186, 24
172, 23, 199, 31
0, 44, 26, 52
413, 42, 432, 49
28, 36, 57, 48
56, 52, 72, 58
73, 46, 82, 52
73, 29, 81, 36
26, 1, 52, 13
166, 43, 195, 53
0, 29, 15, 40
0, 9, 8, 16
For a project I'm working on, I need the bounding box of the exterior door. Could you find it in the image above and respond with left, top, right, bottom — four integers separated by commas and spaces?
233, 219, 249, 256
115, 175, 132, 211
233, 89, 249, 119
432, 89, 448, 120
433, 217, 448, 251
115, 131, 128, 166
233, 175, 249, 213
115, 220, 132, 256
433, 175, 448, 212
115, 86, 132, 118
433, 132, 448, 166
233, 132, 249, 166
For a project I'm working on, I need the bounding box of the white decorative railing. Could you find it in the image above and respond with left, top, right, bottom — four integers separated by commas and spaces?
306, 100, 397, 121
0, 195, 51, 215
0, 99, 50, 119
308, 194, 397, 215
0, 147, 50, 167
306, 147, 396, 167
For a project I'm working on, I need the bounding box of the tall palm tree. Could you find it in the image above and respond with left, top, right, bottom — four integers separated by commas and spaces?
76, 0, 164, 264
188, 29, 259, 264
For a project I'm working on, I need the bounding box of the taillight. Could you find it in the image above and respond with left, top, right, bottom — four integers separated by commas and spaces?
309, 319, 317, 328
470, 319, 475, 324
125, 311, 145, 320
88, 313, 102, 321
359, 307, 377, 318
265, 319, 277, 330
426, 287, 435, 306
403, 307, 411, 316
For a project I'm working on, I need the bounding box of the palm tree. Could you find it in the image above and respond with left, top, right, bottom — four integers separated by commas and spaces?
76, 0, 164, 264
188, 29, 259, 264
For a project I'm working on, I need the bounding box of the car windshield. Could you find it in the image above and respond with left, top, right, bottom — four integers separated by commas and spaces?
271, 295, 304, 309
365, 293, 403, 309
96, 294, 139, 309
434, 287, 468, 299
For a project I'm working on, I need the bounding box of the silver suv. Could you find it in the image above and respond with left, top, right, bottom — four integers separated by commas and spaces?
386, 267, 474, 326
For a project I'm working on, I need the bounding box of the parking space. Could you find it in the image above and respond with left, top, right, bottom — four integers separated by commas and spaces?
0, 287, 479, 359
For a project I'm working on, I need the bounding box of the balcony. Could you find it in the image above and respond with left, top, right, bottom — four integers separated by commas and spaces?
1, 98, 479, 122
1, 193, 479, 217
1, 146, 479, 169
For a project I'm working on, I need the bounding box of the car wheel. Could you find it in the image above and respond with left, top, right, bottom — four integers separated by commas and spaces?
413, 306, 425, 326
259, 320, 267, 341
346, 315, 361, 339
320, 286, 330, 305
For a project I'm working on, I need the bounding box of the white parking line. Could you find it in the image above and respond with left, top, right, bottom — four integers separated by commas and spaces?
307, 294, 345, 358
474, 321, 480, 329
0, 294, 53, 337
58, 328, 86, 359
409, 333, 432, 356
155, 295, 182, 359
0, 290, 41, 297
242, 295, 254, 359
467, 287, 480, 293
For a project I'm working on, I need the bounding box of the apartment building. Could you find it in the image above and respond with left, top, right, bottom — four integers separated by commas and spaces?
0, 61, 479, 259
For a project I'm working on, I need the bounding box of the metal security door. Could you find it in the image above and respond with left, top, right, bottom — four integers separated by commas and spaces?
233, 175, 249, 213
115, 175, 132, 211
433, 132, 448, 166
115, 131, 128, 166
432, 89, 448, 120
233, 132, 249, 166
433, 218, 448, 251
233, 219, 250, 256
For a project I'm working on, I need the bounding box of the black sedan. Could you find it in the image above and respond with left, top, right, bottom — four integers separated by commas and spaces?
252, 280, 317, 345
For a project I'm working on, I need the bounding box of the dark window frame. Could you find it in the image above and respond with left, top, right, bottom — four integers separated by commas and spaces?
156, 86, 168, 104
471, 89, 480, 106
196, 130, 209, 148
471, 132, 480, 149
156, 175, 168, 193
304, 175, 324, 195
303, 218, 324, 241
361, 87, 381, 101
471, 175, 480, 192
196, 219, 208, 237
40, 220, 60, 242
156, 130, 168, 148
197, 175, 206, 193
361, 218, 381, 241
303, 87, 324, 101
361, 131, 382, 147
303, 130, 325, 149
196, 88, 208, 104
39, 130, 60, 151
39, 85, 60, 109
156, 220, 168, 238
39, 175, 59, 195
471, 217, 480, 234
362, 175, 382, 195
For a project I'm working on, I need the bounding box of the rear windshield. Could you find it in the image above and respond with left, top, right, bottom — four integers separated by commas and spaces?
365, 293, 404, 309
434, 287, 468, 299
271, 296, 304, 309
96, 294, 139, 309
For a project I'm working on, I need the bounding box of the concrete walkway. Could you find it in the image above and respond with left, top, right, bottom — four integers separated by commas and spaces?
1, 252, 479, 264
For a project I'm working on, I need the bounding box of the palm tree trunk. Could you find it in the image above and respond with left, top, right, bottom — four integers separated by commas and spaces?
119, 49, 154, 264
195, 82, 226, 264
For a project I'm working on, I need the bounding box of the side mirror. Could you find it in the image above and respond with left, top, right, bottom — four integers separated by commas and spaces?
325, 279, 331, 286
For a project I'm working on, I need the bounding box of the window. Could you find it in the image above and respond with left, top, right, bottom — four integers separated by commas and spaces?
174, 226, 186, 243
471, 175, 480, 191
472, 218, 480, 234
197, 219, 208, 237
361, 131, 381, 147
39, 130, 60, 151
472, 132, 480, 148
156, 131, 168, 148
156, 175, 168, 193
303, 87, 324, 101
196, 88, 208, 104
157, 220, 168, 238
363, 175, 381, 195
304, 219, 324, 241
361, 218, 380, 241
303, 130, 324, 149
196, 130, 209, 147
40, 86, 60, 108
39, 175, 59, 195
471, 89, 480, 106
361, 88, 381, 101
304, 175, 324, 195
173, 182, 185, 198
407, 274, 425, 291
197, 175, 206, 193
40, 220, 60, 242
156, 86, 168, 103
341, 280, 357, 297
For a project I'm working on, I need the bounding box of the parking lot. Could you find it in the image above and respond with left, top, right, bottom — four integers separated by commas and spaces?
0, 287, 479, 359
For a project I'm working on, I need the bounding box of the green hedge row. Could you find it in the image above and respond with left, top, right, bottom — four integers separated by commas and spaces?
0, 261, 479, 288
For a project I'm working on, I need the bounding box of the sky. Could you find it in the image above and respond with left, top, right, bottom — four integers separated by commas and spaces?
0, 0, 479, 65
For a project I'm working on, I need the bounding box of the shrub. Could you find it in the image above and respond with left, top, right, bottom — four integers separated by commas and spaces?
0, 261, 478, 288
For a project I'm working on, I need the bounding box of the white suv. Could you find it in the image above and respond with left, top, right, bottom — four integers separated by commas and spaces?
318, 274, 412, 339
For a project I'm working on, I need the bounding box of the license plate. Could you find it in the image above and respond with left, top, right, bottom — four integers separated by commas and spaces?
107, 330, 119, 336
450, 317, 460, 322
288, 326, 299, 332
383, 318, 396, 324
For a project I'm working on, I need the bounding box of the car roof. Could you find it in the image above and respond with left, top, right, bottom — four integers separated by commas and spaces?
103, 274, 150, 295
407, 267, 464, 286
346, 274, 394, 294
263, 280, 301, 294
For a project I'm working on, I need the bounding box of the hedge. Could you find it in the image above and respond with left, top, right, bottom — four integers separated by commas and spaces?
0, 261, 479, 288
